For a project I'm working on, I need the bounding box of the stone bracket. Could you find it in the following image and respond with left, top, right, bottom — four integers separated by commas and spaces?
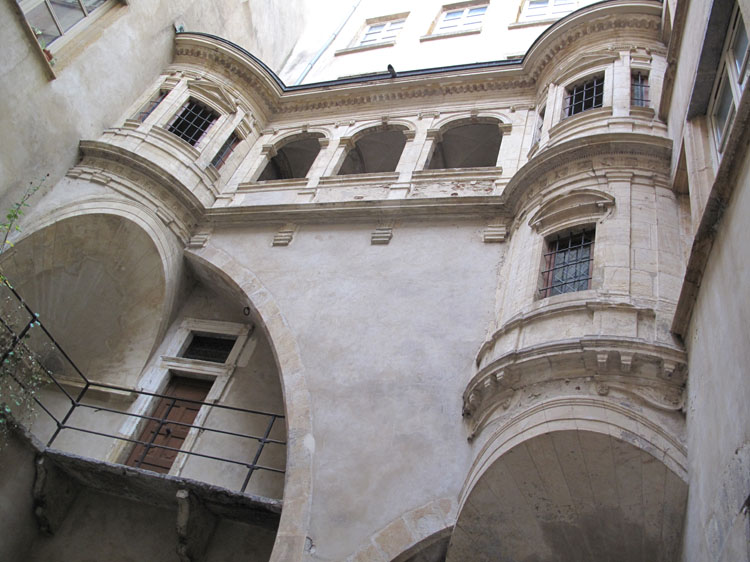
33, 454, 80, 535
272, 223, 297, 246
371, 222, 394, 245
483, 223, 507, 243
176, 488, 218, 562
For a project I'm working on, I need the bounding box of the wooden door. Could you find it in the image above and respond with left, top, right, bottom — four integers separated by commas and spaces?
126, 376, 212, 474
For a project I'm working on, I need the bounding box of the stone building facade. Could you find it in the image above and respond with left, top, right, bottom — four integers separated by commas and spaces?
0, 0, 748, 561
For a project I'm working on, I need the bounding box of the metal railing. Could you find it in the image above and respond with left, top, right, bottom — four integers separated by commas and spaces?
0, 280, 285, 494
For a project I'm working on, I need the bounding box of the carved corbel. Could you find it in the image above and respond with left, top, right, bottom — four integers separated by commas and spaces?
33, 455, 79, 535
176, 489, 218, 562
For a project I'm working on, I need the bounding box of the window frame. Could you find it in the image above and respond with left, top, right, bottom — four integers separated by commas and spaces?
210, 132, 241, 170
135, 90, 168, 123
359, 17, 406, 46
166, 99, 218, 147
538, 228, 595, 299
564, 75, 604, 118
709, 5, 748, 154
431, 3, 488, 36
520, 0, 578, 22
631, 71, 650, 108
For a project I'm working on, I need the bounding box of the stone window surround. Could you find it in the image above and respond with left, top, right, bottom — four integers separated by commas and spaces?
10, 0, 127, 79
335, 11, 409, 56
109, 318, 253, 476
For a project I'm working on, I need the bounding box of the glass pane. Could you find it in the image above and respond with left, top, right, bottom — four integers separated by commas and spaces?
49, 0, 85, 33
18, 1, 62, 46
713, 78, 734, 142
468, 7, 487, 16
444, 10, 463, 21
82, 0, 107, 10
732, 15, 748, 77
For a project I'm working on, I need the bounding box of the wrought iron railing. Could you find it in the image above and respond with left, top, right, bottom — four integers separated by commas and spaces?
0, 280, 285, 494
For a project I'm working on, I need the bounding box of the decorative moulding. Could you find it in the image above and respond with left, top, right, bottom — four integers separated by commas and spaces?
462, 336, 687, 441
528, 188, 615, 233
186, 78, 238, 114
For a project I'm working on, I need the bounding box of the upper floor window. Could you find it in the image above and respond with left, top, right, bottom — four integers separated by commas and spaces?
539, 228, 595, 298
181, 333, 238, 363
17, 0, 109, 47
710, 6, 748, 152
434, 4, 487, 34
521, 0, 575, 21
135, 90, 167, 123
167, 100, 217, 146
631, 72, 650, 107
564, 75, 604, 118
360, 18, 405, 46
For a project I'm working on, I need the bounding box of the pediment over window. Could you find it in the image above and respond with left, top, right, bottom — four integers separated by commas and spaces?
187, 78, 238, 114
529, 188, 614, 233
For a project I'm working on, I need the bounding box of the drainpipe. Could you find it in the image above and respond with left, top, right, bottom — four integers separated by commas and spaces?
293, 0, 362, 86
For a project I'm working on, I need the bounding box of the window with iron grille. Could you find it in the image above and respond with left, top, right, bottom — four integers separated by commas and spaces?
631, 72, 650, 107
135, 90, 167, 123
564, 76, 604, 117
167, 100, 217, 146
539, 229, 594, 298
211, 133, 240, 170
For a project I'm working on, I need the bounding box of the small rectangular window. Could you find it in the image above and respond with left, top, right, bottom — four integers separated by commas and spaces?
211, 133, 240, 170
435, 4, 487, 34
360, 18, 405, 46
135, 90, 167, 123
522, 0, 578, 21
181, 334, 237, 363
565, 76, 604, 117
631, 72, 650, 107
539, 229, 595, 298
731, 11, 748, 84
167, 100, 217, 146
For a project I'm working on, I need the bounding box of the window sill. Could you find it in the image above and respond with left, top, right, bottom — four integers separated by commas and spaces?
335, 41, 396, 56
419, 28, 481, 42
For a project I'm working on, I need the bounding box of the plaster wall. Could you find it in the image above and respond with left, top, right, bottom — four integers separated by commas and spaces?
0, 426, 37, 562
0, 0, 310, 211
207, 219, 503, 560
682, 151, 750, 562
280, 0, 602, 84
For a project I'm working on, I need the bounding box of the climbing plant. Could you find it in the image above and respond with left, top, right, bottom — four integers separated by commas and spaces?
0, 176, 53, 440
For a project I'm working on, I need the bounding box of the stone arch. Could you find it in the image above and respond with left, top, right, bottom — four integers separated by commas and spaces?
183, 245, 313, 562
0, 203, 179, 388
426, 115, 507, 170
337, 121, 414, 175
346, 497, 457, 562
450, 403, 688, 561
258, 130, 328, 181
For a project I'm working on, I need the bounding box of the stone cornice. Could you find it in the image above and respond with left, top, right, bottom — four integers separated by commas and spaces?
171, 1, 663, 118
206, 197, 509, 227
501, 132, 672, 215
463, 335, 687, 441
77, 140, 204, 233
